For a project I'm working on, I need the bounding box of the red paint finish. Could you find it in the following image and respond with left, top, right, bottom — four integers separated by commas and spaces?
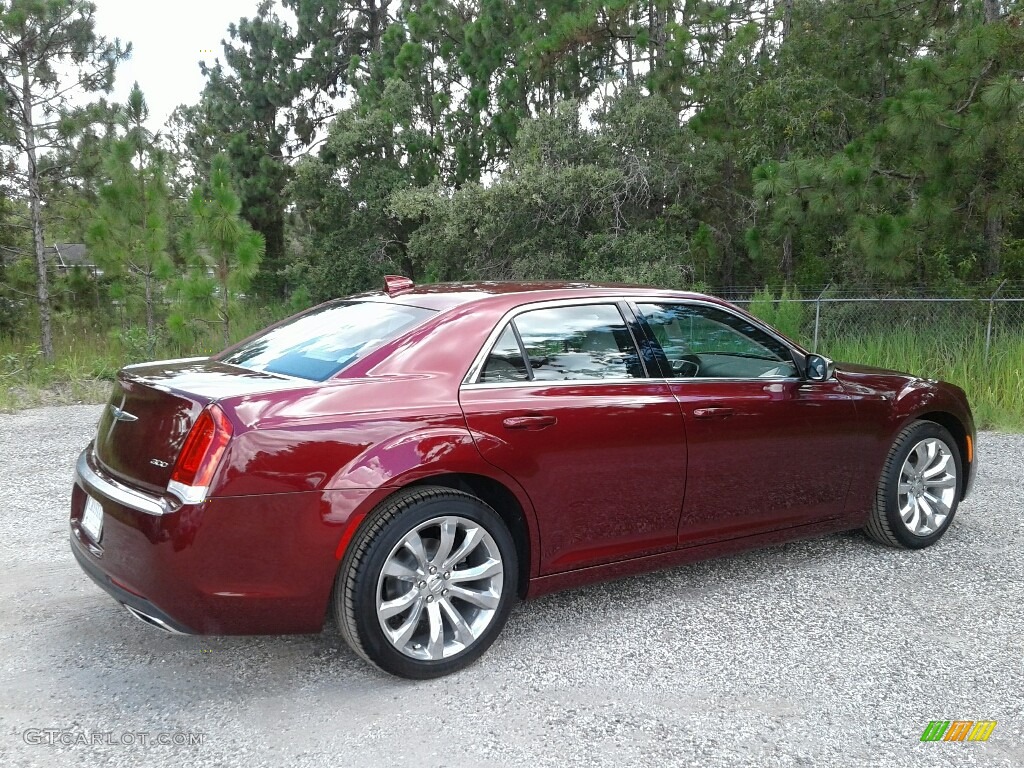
833, 366, 978, 506
70, 282, 977, 637
71, 448, 377, 634
93, 375, 200, 493
461, 381, 686, 573
671, 378, 861, 546
527, 513, 865, 599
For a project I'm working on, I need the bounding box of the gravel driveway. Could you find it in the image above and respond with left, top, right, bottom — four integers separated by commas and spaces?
1, 405, 1021, 767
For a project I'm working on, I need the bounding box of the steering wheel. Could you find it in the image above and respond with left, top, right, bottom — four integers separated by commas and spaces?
672, 354, 701, 377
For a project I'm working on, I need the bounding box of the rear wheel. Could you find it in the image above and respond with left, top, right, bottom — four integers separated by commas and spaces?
334, 486, 517, 678
865, 421, 962, 549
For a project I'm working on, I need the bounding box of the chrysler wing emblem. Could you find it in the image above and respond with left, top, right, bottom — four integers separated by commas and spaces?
109, 403, 138, 423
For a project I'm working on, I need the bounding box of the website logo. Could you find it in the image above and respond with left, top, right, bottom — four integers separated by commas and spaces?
920, 720, 997, 742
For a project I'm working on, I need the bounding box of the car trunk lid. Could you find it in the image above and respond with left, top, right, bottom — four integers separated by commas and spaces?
93, 358, 297, 494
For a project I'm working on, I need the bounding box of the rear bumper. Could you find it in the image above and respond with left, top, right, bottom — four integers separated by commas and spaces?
70, 534, 195, 634
70, 447, 377, 635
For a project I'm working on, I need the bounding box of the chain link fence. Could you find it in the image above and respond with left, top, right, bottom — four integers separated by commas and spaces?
725, 283, 1024, 361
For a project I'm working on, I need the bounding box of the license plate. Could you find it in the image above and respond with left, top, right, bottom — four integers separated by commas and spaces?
82, 495, 103, 543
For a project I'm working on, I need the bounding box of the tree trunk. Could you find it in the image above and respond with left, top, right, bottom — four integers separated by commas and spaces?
368, 0, 384, 54
980, 3, 1001, 277
221, 270, 231, 349
985, 211, 1001, 278
782, 0, 794, 40
144, 270, 154, 343
782, 230, 794, 285
21, 55, 53, 360
250, 210, 285, 298
776, 1, 797, 287
648, 3, 667, 72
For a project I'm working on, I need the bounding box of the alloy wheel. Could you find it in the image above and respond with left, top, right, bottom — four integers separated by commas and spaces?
375, 515, 504, 660
897, 437, 958, 536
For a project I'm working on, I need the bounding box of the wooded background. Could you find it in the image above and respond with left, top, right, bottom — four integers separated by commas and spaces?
1, 0, 1023, 363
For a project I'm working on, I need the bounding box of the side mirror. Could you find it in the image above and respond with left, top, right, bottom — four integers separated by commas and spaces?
805, 353, 835, 382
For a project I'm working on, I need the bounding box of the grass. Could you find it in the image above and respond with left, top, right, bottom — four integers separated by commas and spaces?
0, 303, 288, 412
2, 305, 1022, 431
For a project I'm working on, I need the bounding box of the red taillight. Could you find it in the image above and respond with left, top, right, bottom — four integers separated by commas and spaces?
170, 404, 232, 490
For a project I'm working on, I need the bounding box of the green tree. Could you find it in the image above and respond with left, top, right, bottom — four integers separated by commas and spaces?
179, 0, 385, 300
174, 154, 265, 348
388, 89, 704, 288
289, 78, 428, 300
185, 1, 303, 299
85, 84, 172, 350
0, 0, 127, 358
750, 1, 1024, 287
271, 0, 1024, 298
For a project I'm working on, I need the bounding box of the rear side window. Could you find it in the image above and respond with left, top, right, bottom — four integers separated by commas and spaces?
488, 304, 643, 381
221, 301, 435, 380
480, 324, 530, 383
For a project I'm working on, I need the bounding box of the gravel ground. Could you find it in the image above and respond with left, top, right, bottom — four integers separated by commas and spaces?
0, 404, 1021, 768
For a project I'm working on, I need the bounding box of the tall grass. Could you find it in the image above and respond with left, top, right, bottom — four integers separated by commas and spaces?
0, 302, 289, 411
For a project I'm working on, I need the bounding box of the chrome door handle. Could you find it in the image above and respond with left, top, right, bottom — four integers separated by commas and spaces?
693, 407, 734, 419
502, 415, 557, 430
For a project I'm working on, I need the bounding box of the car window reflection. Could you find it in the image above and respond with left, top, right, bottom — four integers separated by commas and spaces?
480, 324, 530, 383
510, 305, 643, 381
221, 301, 436, 381
638, 303, 797, 379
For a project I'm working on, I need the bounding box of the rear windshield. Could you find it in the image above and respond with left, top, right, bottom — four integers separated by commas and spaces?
220, 301, 436, 380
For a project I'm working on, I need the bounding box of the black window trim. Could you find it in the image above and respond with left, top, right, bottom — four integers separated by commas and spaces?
476, 321, 533, 384
509, 321, 534, 379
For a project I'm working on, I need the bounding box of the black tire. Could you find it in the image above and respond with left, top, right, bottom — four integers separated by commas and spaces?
334, 486, 518, 679
865, 420, 963, 549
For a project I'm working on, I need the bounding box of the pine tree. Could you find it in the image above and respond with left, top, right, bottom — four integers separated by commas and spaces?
0, 0, 127, 358
86, 84, 172, 351
174, 154, 265, 349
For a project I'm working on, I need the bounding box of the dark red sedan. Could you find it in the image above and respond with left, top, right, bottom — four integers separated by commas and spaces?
70, 279, 976, 678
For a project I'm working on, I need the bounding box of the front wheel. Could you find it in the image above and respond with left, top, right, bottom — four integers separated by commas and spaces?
865, 421, 963, 549
334, 486, 518, 678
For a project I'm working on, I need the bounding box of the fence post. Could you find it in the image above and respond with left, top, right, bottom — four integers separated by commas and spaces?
813, 283, 831, 352
985, 279, 1006, 363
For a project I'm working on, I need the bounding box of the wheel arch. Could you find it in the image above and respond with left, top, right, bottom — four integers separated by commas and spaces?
403, 473, 534, 598
891, 379, 974, 502
914, 410, 970, 500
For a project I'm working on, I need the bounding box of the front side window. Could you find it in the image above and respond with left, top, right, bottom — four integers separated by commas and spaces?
638, 303, 797, 379
221, 301, 436, 380
507, 304, 643, 381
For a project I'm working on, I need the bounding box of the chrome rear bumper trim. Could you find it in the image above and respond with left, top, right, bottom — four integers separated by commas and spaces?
76, 449, 173, 517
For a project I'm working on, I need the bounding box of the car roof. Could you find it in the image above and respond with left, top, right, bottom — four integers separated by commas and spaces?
349, 281, 721, 312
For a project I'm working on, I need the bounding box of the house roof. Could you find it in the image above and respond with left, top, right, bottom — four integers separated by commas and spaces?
44, 243, 91, 268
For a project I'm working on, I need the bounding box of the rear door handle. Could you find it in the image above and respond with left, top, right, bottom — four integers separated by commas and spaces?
693, 407, 734, 419
502, 415, 557, 430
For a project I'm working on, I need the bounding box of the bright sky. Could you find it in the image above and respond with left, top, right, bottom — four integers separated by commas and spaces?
90, 0, 270, 131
